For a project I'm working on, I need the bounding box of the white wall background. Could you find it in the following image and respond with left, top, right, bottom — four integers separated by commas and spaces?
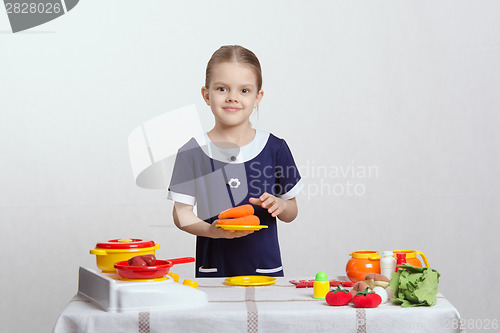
1, 1, 499, 332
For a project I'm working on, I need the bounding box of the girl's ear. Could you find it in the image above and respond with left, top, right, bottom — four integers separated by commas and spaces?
254, 89, 264, 108
201, 86, 210, 105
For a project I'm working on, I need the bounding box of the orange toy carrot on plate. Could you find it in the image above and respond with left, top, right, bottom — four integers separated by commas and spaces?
218, 204, 254, 219
217, 215, 260, 226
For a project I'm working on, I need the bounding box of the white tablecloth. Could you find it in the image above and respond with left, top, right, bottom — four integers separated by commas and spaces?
53, 277, 463, 333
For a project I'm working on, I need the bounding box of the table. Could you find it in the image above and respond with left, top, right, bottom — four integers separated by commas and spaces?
53, 277, 463, 333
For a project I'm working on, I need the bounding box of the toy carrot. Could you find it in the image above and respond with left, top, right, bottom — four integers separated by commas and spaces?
217, 215, 260, 226
218, 204, 254, 219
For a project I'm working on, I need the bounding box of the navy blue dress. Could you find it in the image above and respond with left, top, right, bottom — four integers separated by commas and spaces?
168, 130, 303, 277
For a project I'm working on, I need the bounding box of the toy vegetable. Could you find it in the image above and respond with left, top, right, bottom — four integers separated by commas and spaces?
364, 273, 389, 289
389, 263, 440, 307
217, 215, 260, 225
372, 286, 388, 303
218, 204, 254, 219
352, 288, 382, 308
350, 280, 368, 298
217, 204, 260, 225
363, 272, 391, 303
325, 286, 353, 306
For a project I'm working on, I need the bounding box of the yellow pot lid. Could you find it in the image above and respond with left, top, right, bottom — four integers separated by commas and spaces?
225, 275, 277, 286
350, 251, 381, 260
393, 250, 417, 258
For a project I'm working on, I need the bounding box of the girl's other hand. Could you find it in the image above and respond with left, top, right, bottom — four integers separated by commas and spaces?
249, 192, 287, 218
210, 221, 254, 239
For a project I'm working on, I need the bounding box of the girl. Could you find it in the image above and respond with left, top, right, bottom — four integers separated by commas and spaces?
168, 45, 303, 277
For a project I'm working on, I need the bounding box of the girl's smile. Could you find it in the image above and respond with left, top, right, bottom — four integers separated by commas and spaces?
223, 107, 242, 112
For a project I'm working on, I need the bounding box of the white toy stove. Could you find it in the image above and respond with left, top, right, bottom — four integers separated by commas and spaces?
78, 267, 208, 312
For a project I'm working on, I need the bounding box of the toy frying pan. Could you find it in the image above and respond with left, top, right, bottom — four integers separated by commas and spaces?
114, 257, 194, 279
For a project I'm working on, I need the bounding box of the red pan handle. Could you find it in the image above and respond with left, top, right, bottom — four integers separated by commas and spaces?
167, 257, 195, 265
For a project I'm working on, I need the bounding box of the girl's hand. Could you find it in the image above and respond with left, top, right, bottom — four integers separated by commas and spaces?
249, 192, 287, 218
209, 220, 254, 239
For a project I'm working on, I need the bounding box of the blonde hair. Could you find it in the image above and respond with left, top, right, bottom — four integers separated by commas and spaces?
205, 45, 262, 90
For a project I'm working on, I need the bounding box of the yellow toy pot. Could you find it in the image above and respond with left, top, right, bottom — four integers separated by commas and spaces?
89, 238, 160, 273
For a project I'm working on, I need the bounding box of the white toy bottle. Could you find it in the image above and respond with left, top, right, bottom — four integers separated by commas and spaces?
380, 251, 396, 280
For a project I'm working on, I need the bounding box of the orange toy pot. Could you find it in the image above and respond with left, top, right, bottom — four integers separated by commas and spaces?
346, 251, 381, 283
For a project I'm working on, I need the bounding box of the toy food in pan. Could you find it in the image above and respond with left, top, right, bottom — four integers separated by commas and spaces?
114, 257, 194, 279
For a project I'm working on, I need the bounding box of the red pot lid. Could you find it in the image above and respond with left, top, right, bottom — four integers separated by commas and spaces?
95, 238, 155, 249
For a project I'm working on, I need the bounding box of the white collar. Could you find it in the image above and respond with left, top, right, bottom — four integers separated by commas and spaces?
194, 130, 269, 163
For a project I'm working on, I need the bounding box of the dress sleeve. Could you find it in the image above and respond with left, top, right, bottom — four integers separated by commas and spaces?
275, 139, 304, 200
167, 147, 197, 206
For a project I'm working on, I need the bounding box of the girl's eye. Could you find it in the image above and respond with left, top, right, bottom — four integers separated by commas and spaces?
241, 88, 249, 94
217, 87, 226, 92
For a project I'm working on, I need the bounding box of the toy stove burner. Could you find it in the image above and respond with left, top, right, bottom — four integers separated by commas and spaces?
77, 267, 207, 312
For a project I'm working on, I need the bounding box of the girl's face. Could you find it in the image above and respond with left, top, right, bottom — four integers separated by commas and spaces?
202, 62, 263, 129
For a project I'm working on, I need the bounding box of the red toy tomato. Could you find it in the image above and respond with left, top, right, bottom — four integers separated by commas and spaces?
325, 286, 353, 306
352, 288, 382, 308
